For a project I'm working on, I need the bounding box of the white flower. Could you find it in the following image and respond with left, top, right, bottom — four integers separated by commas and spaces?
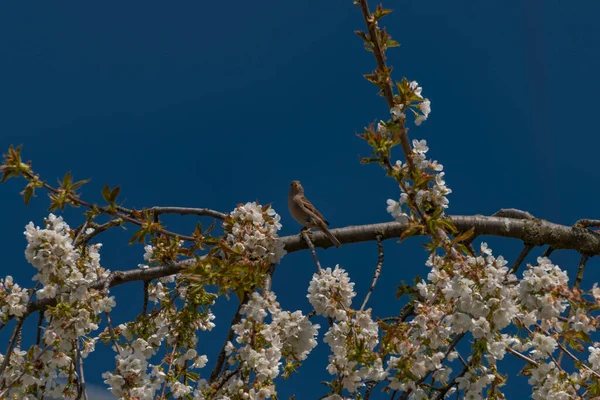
192, 355, 208, 369
419, 99, 431, 117
377, 121, 388, 133
414, 99, 431, 126
412, 139, 429, 154
589, 346, 600, 370
530, 333, 557, 359
391, 104, 405, 121
592, 283, 600, 302
410, 80, 423, 98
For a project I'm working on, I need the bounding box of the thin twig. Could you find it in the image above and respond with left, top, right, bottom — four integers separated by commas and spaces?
574, 253, 589, 289
213, 366, 241, 394
263, 264, 276, 294
105, 312, 121, 356
361, 235, 384, 311
75, 340, 88, 400
364, 380, 378, 400
141, 280, 150, 317
209, 296, 248, 382
0, 318, 24, 381
356, 0, 413, 167
149, 206, 227, 220
556, 338, 600, 379
398, 301, 415, 321
76, 219, 123, 246
159, 345, 178, 399
558, 253, 589, 365
530, 321, 600, 379
399, 333, 466, 400
72, 220, 89, 246
301, 230, 322, 272
36, 310, 44, 346
505, 346, 538, 366
542, 246, 554, 258
431, 359, 473, 400
22, 170, 196, 242
509, 243, 534, 274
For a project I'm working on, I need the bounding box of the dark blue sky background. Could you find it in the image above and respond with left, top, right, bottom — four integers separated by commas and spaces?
2, 1, 600, 399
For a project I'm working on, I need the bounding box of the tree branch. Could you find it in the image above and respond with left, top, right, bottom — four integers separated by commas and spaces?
149, 206, 227, 220
301, 230, 322, 272
209, 296, 248, 382
21, 213, 600, 319
509, 244, 534, 274
0, 318, 24, 382
356, 0, 414, 167
282, 214, 600, 255
361, 235, 384, 311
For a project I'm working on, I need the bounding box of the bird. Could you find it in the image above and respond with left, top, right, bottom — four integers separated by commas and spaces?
288, 180, 341, 248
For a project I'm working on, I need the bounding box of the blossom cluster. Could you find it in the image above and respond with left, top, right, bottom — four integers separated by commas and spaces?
0, 276, 30, 322
390, 80, 431, 126
213, 291, 319, 399
0, 214, 114, 398
102, 239, 218, 399
386, 139, 450, 223
103, 244, 216, 400
308, 266, 387, 395
224, 202, 286, 264
377, 118, 600, 398
386, 240, 600, 399
102, 313, 211, 399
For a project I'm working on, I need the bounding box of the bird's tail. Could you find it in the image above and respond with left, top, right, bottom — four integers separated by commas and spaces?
324, 228, 341, 248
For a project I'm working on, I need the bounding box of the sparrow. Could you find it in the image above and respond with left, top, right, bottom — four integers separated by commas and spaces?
288, 180, 341, 248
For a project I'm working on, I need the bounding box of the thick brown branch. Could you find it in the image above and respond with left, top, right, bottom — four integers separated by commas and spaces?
21, 214, 600, 318
282, 215, 600, 255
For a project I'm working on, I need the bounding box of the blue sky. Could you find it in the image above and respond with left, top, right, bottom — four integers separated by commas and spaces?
1, 1, 600, 399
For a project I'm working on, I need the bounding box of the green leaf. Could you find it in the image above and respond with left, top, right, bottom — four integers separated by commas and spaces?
386, 39, 400, 48
378, 8, 393, 18
62, 171, 72, 188
71, 178, 90, 191
204, 220, 216, 235
360, 157, 380, 165
395, 283, 414, 298
102, 184, 111, 202
355, 30, 369, 42
438, 218, 458, 234
22, 186, 34, 206
454, 227, 475, 243
110, 186, 121, 202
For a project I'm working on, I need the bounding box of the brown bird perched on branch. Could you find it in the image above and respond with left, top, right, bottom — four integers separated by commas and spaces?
288, 180, 341, 248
